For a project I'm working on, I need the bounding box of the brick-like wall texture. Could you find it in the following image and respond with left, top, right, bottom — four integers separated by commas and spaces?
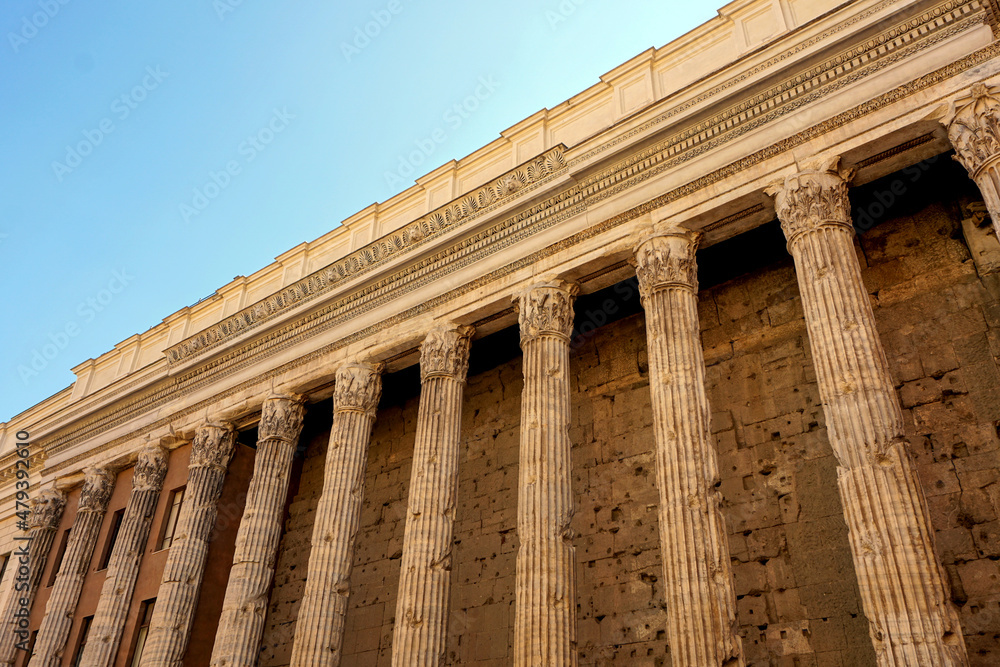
259, 162, 1000, 666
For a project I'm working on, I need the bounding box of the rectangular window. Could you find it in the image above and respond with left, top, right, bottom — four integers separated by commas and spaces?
98, 509, 126, 571
158, 487, 185, 550
47, 529, 71, 587
128, 599, 155, 667
69, 616, 93, 667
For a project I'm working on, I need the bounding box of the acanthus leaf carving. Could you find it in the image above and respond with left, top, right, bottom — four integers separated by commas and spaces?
945, 82, 1000, 177
334, 363, 383, 415
258, 395, 306, 443
633, 230, 702, 298
766, 157, 855, 246
29, 488, 67, 531
133, 442, 168, 491
515, 280, 579, 343
420, 325, 475, 383
190, 422, 237, 470
79, 466, 115, 513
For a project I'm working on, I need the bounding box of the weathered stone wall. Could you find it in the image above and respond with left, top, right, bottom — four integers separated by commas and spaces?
259, 168, 1000, 666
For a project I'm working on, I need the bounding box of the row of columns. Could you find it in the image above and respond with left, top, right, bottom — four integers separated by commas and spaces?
8, 84, 1000, 665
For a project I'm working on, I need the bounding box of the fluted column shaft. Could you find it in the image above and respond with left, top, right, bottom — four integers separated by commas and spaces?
391, 325, 474, 667
142, 424, 236, 667
289, 362, 383, 667
945, 82, 1000, 238
634, 231, 744, 667
210, 396, 305, 667
0, 489, 66, 666
29, 468, 115, 667
83, 444, 168, 667
769, 160, 969, 666
513, 280, 579, 667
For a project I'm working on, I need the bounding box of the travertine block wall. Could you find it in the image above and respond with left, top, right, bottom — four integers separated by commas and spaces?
259, 166, 1000, 666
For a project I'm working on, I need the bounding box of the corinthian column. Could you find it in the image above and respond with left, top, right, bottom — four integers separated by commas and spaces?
0, 488, 66, 666
945, 82, 1000, 238
210, 396, 305, 667
512, 280, 579, 667
633, 230, 744, 667
767, 159, 969, 666
289, 362, 382, 667
144, 423, 236, 667
29, 467, 115, 667
82, 443, 168, 667
391, 325, 474, 667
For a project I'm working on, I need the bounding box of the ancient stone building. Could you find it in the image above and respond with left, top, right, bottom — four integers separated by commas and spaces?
2, 0, 1000, 665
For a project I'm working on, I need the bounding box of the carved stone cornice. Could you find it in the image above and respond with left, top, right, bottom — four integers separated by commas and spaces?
945, 82, 1000, 177
515, 281, 579, 344
420, 325, 475, 383
258, 395, 306, 443
29, 488, 67, 531
79, 467, 115, 513
633, 230, 702, 298
190, 422, 237, 470
133, 443, 168, 491
30, 5, 999, 478
334, 363, 383, 415
766, 158, 856, 248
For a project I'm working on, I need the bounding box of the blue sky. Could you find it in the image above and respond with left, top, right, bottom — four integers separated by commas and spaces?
1, 0, 718, 422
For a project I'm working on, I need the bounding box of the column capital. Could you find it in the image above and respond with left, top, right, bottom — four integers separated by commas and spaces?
79, 466, 115, 513
420, 324, 475, 383
633, 229, 702, 297
944, 82, 1000, 178
133, 443, 169, 492
29, 488, 67, 531
766, 157, 856, 247
190, 422, 237, 470
514, 279, 579, 344
334, 362, 383, 415
259, 394, 306, 443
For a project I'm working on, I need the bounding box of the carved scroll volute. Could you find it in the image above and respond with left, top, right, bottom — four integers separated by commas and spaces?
79, 467, 115, 513
259, 394, 306, 443
133, 443, 169, 491
945, 82, 1000, 177
190, 422, 237, 470
420, 325, 475, 383
29, 488, 67, 531
766, 157, 856, 248
334, 363, 384, 415
633, 229, 701, 300
514, 280, 579, 344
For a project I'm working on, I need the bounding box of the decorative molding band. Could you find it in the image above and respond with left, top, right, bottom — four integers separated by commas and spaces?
31, 17, 1000, 478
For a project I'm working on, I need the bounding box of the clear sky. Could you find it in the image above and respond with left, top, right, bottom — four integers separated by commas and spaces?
1, 0, 719, 423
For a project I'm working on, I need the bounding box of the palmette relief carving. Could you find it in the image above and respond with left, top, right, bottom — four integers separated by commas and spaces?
334, 362, 383, 414
189, 422, 237, 470
28, 488, 67, 530
633, 229, 701, 296
766, 157, 856, 246
420, 324, 474, 382
132, 442, 168, 491
514, 279, 579, 343
258, 393, 306, 442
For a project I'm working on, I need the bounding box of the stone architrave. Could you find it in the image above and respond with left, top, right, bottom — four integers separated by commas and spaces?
210, 396, 305, 667
143, 423, 236, 667
945, 82, 1000, 238
0, 489, 66, 666
767, 159, 969, 666
289, 362, 383, 667
391, 325, 474, 667
633, 230, 744, 667
512, 280, 579, 667
28, 467, 115, 667
81, 443, 168, 667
